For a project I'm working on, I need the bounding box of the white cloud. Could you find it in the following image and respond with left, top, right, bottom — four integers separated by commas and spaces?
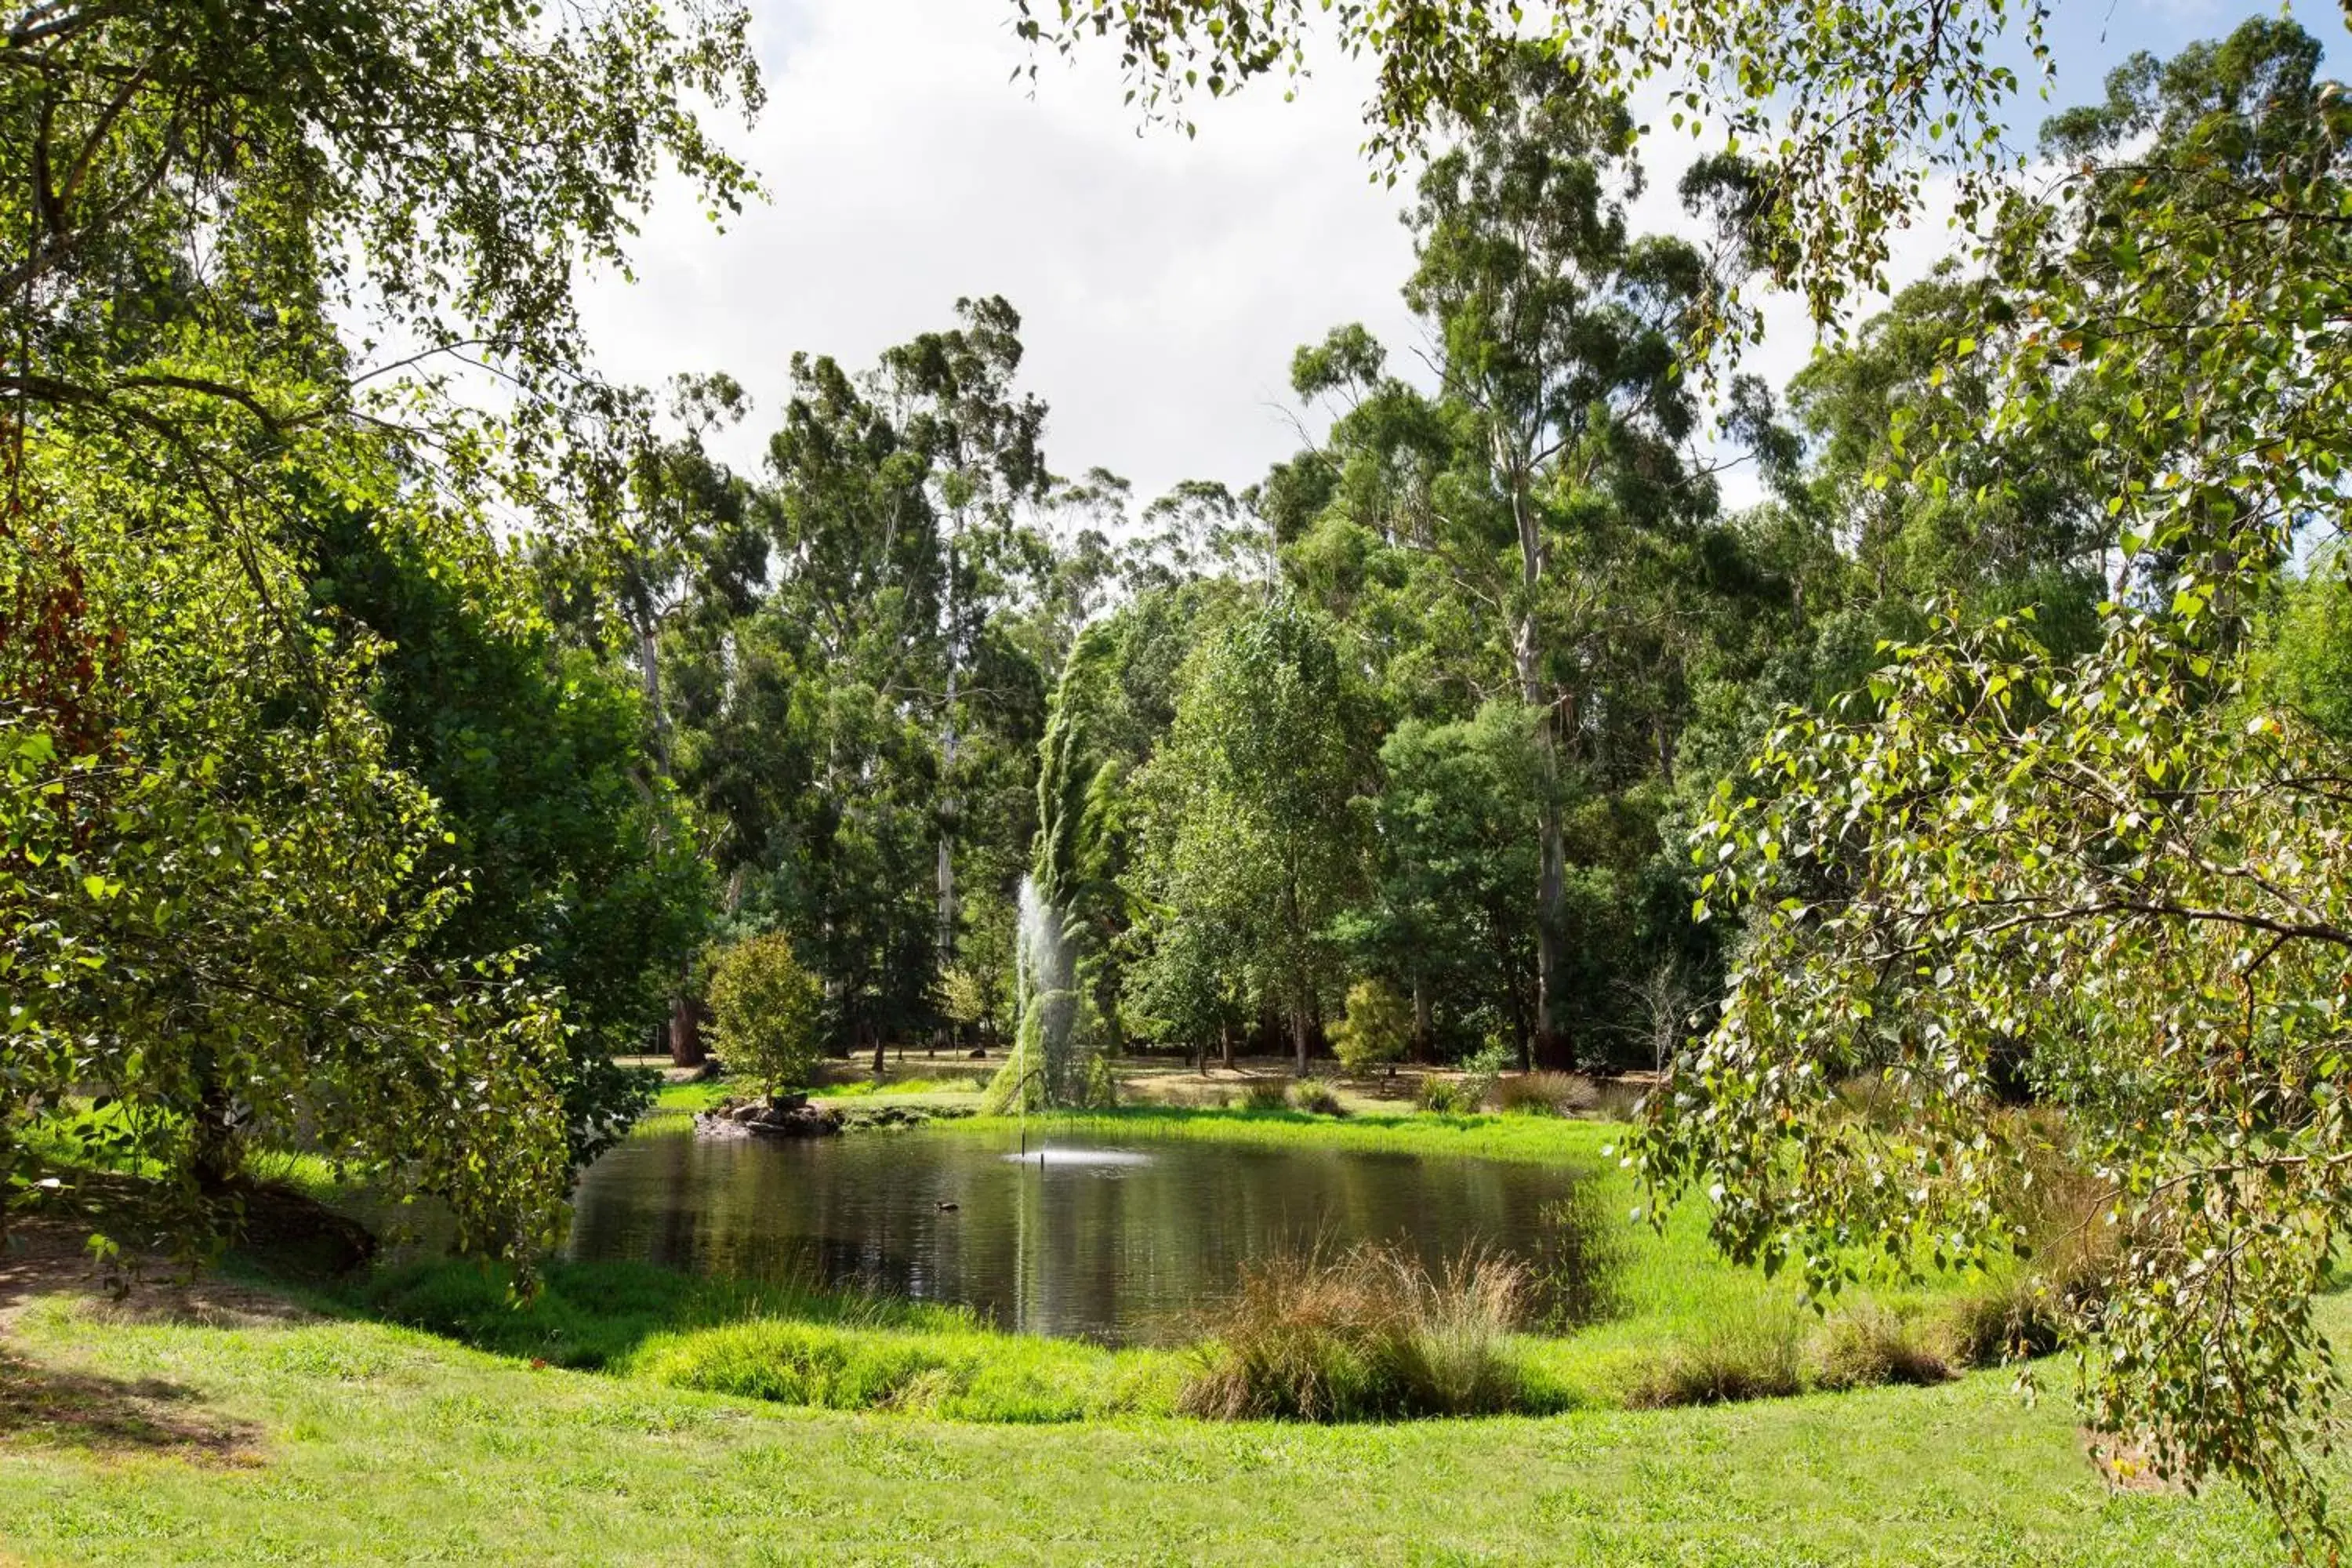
579, 0, 1422, 506
578, 0, 2285, 514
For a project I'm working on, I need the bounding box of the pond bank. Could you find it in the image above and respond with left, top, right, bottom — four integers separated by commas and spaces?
337, 1107, 2038, 1420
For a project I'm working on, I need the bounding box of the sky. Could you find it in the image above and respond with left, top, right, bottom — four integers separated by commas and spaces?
577, 0, 2314, 515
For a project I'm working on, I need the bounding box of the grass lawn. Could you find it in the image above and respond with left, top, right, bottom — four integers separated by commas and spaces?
0, 1284, 2314, 1566
0, 1097, 2327, 1563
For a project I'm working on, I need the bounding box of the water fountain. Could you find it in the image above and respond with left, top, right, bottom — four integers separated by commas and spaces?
987, 876, 1081, 1118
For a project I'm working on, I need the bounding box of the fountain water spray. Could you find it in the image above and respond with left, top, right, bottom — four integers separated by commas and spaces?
1007, 873, 1076, 1157
990, 873, 1110, 1156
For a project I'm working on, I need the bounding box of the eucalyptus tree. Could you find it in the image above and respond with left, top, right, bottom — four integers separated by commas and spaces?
1280, 55, 1713, 1064
1780, 268, 2114, 630
1136, 597, 1367, 1073
875, 298, 1051, 1033
725, 313, 1052, 1069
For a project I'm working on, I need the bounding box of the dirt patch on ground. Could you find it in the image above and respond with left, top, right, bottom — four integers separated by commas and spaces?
0, 1222, 293, 1468
0, 1345, 263, 1465
0, 1219, 317, 1331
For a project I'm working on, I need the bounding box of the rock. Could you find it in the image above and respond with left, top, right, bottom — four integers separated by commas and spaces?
693, 1112, 752, 1141
694, 1094, 840, 1139
746, 1103, 841, 1138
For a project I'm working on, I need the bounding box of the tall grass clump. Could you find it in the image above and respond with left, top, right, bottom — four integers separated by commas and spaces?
1286, 1078, 1345, 1116
1942, 1134, 2115, 1368
1814, 1305, 1952, 1391
1491, 1072, 1595, 1118
1416, 1078, 1472, 1114
1242, 1077, 1294, 1112
1530, 1183, 1628, 1331
1178, 1243, 1530, 1420
1626, 1298, 1807, 1408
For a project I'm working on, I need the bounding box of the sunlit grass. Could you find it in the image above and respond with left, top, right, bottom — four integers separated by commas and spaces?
0, 1287, 2313, 1565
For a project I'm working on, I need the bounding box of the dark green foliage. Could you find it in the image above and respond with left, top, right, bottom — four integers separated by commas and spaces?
706, 933, 825, 1094
307, 514, 707, 1163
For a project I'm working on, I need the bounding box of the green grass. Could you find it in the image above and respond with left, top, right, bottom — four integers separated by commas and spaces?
0, 1286, 2319, 1566
648, 1071, 983, 1120
0, 1100, 2332, 1560
648, 1077, 733, 1116
946, 1104, 1618, 1163
815, 1076, 978, 1100
628, 1316, 1180, 1421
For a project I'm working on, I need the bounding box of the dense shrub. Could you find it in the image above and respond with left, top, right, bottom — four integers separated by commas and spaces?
1286, 1078, 1345, 1116
1457, 1040, 1512, 1109
1178, 1243, 1530, 1421
706, 933, 825, 1094
1329, 980, 1410, 1077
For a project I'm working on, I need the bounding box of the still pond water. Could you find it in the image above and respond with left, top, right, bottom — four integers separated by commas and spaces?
567, 1125, 1584, 1345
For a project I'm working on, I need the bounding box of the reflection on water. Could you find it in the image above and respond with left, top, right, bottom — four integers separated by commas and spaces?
567, 1126, 1585, 1345
1001, 1146, 1153, 1167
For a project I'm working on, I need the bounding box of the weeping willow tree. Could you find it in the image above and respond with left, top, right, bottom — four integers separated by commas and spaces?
985, 622, 1126, 1109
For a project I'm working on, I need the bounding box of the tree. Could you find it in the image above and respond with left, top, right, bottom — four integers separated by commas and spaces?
1012, 1, 2049, 350
1348, 707, 1547, 1062
4, 0, 762, 527
3, 0, 764, 1263
306, 509, 712, 1163
1329, 979, 1410, 1077
5, 441, 573, 1260
1282, 53, 1716, 1065
1636, 18, 2352, 1547
1137, 598, 1366, 1073
876, 299, 1051, 1051
706, 934, 825, 1096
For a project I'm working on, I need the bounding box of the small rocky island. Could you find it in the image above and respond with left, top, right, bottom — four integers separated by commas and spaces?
695, 1092, 841, 1139
694, 1091, 975, 1139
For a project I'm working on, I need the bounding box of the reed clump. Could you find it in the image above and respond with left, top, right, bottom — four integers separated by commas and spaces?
1178, 1243, 1530, 1421
1491, 1072, 1597, 1118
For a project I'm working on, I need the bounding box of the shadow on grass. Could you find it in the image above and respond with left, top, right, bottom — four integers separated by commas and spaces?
312, 1256, 973, 1371
0, 1348, 260, 1464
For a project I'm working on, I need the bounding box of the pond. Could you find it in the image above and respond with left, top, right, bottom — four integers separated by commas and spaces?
567, 1125, 1589, 1345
